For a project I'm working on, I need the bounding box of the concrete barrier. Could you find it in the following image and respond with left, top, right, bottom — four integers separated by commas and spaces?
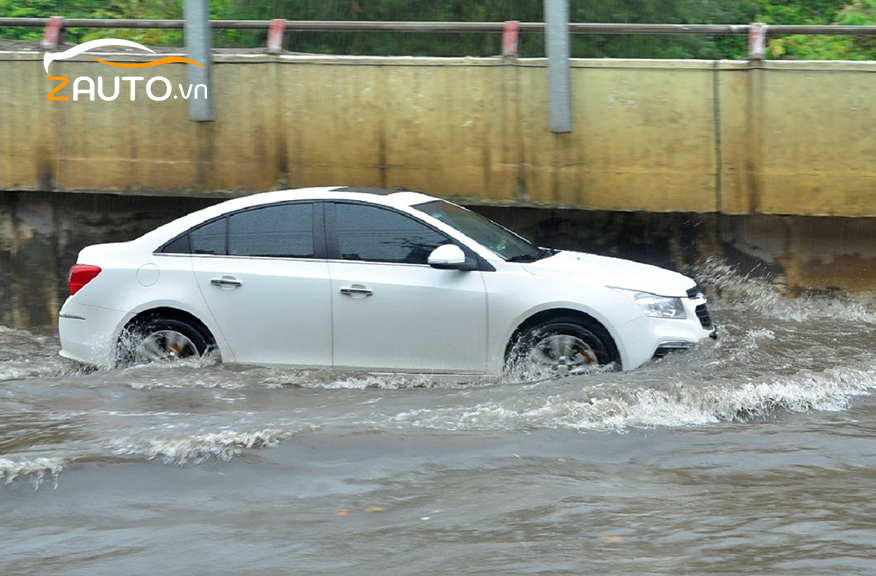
2, 52, 875, 215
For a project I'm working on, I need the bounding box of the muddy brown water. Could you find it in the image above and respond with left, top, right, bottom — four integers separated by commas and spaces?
3, 263, 876, 575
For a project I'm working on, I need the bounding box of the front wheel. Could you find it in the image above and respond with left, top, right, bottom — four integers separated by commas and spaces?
118, 318, 209, 366
507, 318, 618, 381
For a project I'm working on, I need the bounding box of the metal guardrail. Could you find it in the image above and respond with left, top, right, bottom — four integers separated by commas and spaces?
4, 18, 875, 61
1, 19, 876, 35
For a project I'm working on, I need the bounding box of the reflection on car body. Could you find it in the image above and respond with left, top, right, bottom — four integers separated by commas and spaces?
59, 186, 716, 379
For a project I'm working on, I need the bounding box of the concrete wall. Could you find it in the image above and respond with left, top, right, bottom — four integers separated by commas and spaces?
0, 192, 216, 327
2, 52, 876, 215
3, 189, 876, 329
3, 52, 876, 326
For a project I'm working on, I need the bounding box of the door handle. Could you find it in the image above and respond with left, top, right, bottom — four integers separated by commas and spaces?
211, 276, 242, 288
340, 284, 373, 298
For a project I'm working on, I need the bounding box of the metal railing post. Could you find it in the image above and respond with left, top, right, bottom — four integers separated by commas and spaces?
544, 0, 572, 133
184, 0, 214, 122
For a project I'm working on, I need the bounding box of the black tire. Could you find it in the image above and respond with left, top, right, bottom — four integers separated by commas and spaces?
507, 316, 618, 380
118, 318, 209, 367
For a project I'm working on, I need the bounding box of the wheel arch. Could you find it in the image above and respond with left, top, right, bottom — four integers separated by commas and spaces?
504, 308, 622, 369
121, 307, 217, 348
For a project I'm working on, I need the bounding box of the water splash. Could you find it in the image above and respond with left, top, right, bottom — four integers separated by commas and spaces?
108, 428, 293, 465
390, 365, 876, 433
121, 365, 468, 391
0, 457, 65, 489
0, 326, 82, 382
694, 258, 876, 324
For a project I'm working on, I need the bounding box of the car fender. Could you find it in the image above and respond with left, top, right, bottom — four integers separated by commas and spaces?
483, 274, 643, 373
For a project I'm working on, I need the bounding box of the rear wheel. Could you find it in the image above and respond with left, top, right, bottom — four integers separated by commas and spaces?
118, 318, 209, 366
507, 317, 618, 381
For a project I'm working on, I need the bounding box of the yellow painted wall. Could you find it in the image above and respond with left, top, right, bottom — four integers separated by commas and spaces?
2, 51, 876, 216
757, 61, 876, 217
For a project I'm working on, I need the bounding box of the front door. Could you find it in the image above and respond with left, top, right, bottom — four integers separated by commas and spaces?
327, 202, 487, 373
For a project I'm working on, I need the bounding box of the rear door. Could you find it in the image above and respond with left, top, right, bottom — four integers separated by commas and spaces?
326, 201, 488, 374
189, 201, 333, 367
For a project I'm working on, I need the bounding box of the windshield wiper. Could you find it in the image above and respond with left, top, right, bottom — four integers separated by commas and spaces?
536, 248, 558, 260
506, 248, 557, 263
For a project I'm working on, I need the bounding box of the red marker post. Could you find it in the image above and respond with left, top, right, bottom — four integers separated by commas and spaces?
267, 19, 287, 55
748, 22, 768, 60
502, 20, 519, 58
41, 16, 64, 51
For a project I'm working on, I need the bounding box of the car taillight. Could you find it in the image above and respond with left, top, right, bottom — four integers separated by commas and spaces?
68, 264, 102, 295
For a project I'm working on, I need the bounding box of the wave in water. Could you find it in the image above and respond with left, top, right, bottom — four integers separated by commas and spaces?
0, 457, 65, 490
108, 427, 298, 465
390, 365, 876, 432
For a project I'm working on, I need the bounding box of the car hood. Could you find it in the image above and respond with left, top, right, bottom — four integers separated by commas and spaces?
521, 250, 696, 297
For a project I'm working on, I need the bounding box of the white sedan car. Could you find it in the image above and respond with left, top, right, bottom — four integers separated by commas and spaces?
59, 187, 716, 378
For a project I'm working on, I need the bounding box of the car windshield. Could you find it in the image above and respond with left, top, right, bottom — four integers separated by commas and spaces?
414, 200, 547, 262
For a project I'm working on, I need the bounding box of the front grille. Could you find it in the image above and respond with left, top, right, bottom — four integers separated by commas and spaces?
695, 304, 713, 330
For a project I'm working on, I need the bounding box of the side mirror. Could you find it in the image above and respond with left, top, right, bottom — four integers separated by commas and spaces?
428, 244, 471, 270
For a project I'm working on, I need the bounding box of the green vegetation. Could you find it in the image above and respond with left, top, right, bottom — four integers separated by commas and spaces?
0, 0, 873, 59
762, 0, 876, 58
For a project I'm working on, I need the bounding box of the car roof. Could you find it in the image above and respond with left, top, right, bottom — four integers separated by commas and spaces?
135, 186, 441, 246
215, 186, 437, 210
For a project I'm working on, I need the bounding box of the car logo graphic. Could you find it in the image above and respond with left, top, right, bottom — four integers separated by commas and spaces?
43, 38, 204, 73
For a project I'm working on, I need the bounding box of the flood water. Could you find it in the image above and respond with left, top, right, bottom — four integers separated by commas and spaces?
3, 262, 876, 576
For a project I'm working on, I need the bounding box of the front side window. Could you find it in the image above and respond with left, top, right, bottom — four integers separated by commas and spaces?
335, 203, 449, 264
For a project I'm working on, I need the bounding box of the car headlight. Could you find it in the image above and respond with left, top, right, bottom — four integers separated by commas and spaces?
612, 288, 686, 319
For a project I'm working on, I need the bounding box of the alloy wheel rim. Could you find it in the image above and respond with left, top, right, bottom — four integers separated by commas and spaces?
135, 330, 198, 362
527, 333, 598, 377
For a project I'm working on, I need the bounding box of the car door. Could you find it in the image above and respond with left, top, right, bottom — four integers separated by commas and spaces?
326, 201, 488, 374
189, 201, 333, 367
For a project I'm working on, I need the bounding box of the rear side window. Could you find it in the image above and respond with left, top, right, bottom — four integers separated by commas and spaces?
190, 218, 227, 255
161, 234, 191, 254
163, 202, 314, 258
229, 204, 313, 258
335, 203, 449, 264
